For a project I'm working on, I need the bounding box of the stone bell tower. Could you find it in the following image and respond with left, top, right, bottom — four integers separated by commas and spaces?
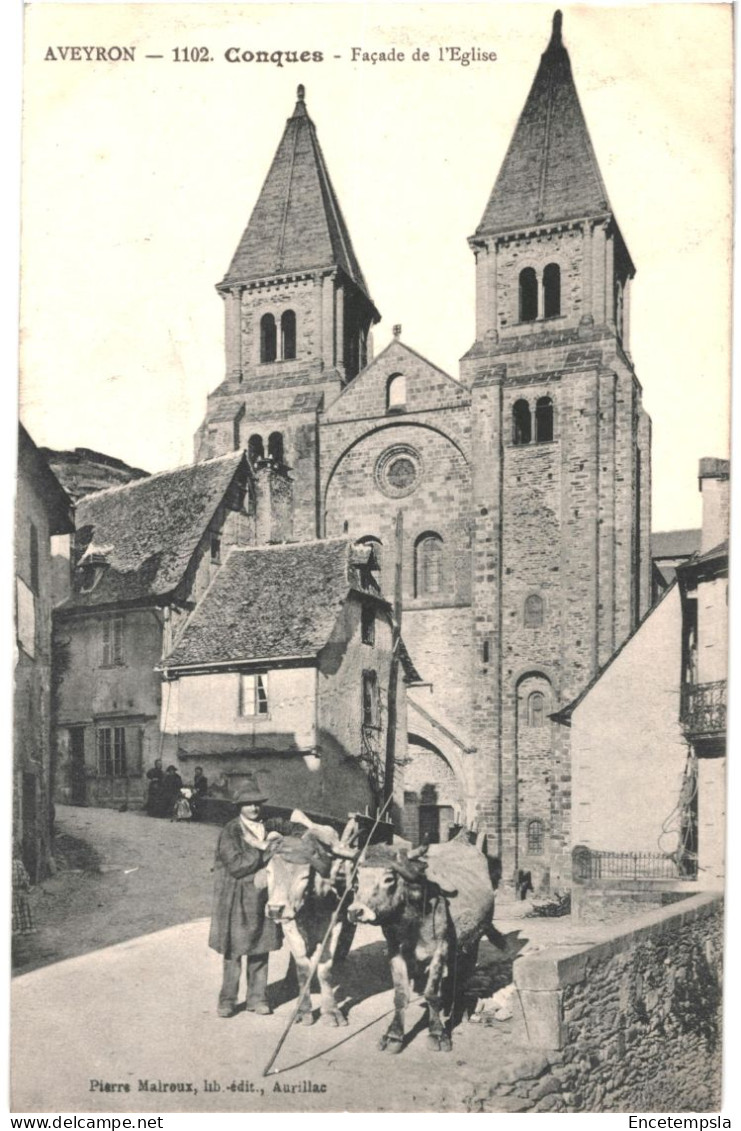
195, 86, 380, 541
461, 11, 652, 886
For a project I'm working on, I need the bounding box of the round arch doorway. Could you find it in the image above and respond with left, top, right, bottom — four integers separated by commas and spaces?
402, 734, 465, 846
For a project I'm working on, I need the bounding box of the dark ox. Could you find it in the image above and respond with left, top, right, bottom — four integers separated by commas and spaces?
348, 834, 498, 1052
262, 815, 356, 1026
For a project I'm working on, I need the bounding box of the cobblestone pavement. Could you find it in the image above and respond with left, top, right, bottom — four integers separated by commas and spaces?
11, 805, 585, 1113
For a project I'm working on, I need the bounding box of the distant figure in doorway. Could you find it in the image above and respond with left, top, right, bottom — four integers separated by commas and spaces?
145, 759, 165, 817
209, 788, 283, 1018
191, 766, 209, 821
517, 869, 534, 901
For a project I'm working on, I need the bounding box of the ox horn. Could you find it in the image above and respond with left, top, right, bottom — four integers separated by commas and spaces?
408, 844, 429, 860
290, 810, 358, 858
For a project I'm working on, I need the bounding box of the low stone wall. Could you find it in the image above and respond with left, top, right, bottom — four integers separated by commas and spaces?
471, 893, 723, 1113
572, 879, 698, 924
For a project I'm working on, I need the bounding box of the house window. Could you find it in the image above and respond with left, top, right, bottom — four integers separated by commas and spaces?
248, 434, 264, 464
513, 399, 531, 445
415, 533, 444, 597
260, 314, 277, 363
240, 673, 269, 717
361, 603, 375, 646
362, 670, 380, 728
29, 524, 39, 594
210, 534, 221, 565
543, 263, 561, 318
268, 431, 284, 464
387, 373, 406, 411
524, 593, 544, 627
280, 310, 296, 360
102, 617, 124, 666
519, 268, 538, 322
527, 691, 546, 728
527, 819, 545, 855
535, 396, 554, 443
97, 726, 127, 777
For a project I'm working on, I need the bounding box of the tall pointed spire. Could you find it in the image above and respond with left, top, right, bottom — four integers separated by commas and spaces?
476, 11, 611, 236
220, 86, 373, 303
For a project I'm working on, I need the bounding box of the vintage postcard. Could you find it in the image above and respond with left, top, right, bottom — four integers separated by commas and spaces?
11, 1, 733, 1118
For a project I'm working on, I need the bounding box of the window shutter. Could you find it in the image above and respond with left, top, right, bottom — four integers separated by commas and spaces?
126, 726, 143, 776
102, 620, 111, 666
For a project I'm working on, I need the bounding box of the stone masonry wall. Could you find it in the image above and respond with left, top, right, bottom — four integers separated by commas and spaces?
472, 893, 723, 1113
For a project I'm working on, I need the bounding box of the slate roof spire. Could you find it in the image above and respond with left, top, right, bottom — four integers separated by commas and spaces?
220, 86, 372, 300
476, 10, 612, 236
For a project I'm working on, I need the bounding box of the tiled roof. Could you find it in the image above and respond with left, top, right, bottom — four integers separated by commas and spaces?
61, 452, 248, 610
221, 87, 374, 308
651, 528, 701, 560
163, 538, 371, 668
18, 425, 74, 535
476, 12, 611, 236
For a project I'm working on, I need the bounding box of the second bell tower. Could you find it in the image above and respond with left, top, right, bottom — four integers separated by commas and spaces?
462, 11, 652, 886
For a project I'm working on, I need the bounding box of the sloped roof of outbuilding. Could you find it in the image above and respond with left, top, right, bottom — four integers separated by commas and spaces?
60, 451, 248, 610
162, 539, 368, 668
651, 528, 701, 560
162, 538, 423, 681
18, 424, 74, 535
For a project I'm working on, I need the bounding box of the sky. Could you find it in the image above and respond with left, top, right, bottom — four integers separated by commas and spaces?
17, 2, 732, 531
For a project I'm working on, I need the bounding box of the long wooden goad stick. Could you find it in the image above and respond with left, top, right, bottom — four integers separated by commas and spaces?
261, 795, 394, 1078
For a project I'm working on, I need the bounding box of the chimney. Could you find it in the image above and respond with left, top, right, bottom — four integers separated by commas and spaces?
698, 457, 730, 553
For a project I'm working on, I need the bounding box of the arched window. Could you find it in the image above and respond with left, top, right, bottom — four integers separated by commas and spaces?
519, 267, 538, 322
524, 594, 544, 627
260, 314, 277, 363
280, 310, 296, 360
248, 434, 264, 464
543, 263, 561, 318
267, 431, 284, 465
387, 373, 406, 411
415, 533, 444, 597
527, 691, 546, 728
513, 399, 532, 445
535, 397, 554, 443
527, 819, 545, 854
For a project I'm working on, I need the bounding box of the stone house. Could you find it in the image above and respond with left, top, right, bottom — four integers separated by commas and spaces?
158, 538, 419, 820
557, 457, 728, 895
192, 12, 652, 884
675, 459, 728, 886
15, 425, 74, 879
53, 451, 260, 808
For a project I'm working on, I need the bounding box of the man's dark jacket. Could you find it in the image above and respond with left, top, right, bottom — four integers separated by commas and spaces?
209, 818, 282, 958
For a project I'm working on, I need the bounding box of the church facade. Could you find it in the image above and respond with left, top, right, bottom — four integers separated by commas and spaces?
194, 12, 652, 887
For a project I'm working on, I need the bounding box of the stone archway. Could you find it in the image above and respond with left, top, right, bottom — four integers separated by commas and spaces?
401, 734, 465, 846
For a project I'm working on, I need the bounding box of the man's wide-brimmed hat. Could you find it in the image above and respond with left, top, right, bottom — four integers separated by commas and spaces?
234, 787, 268, 805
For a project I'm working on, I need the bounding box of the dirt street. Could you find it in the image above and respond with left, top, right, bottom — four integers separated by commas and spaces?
12, 806, 582, 1113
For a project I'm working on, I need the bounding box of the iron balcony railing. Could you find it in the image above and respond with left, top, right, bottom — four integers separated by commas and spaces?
680, 680, 727, 738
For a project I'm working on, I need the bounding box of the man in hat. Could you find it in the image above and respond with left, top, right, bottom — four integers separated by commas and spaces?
209, 787, 283, 1017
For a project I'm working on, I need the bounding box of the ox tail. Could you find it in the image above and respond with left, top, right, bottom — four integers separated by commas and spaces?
484, 922, 508, 951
